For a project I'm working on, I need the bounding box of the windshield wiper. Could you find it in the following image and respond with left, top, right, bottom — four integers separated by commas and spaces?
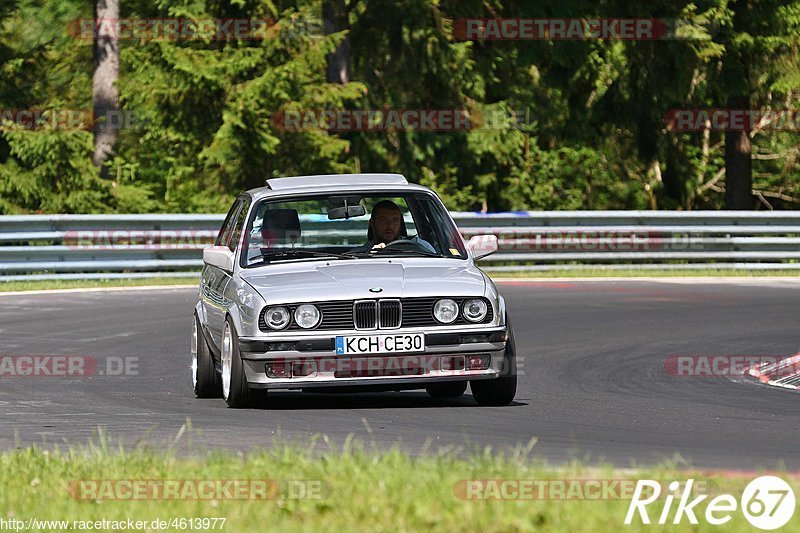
248, 250, 356, 264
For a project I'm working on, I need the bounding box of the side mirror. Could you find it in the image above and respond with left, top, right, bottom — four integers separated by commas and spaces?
467, 234, 498, 260
203, 246, 235, 273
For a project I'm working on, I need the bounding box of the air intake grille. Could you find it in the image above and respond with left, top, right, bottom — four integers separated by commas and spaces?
378, 300, 401, 329
354, 301, 377, 330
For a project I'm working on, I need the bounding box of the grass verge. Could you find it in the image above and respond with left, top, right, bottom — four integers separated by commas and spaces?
0, 434, 790, 532
0, 277, 197, 293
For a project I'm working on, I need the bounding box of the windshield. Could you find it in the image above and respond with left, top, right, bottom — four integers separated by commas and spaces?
240, 191, 467, 267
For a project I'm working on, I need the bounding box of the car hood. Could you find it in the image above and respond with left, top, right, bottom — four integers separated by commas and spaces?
240, 259, 487, 304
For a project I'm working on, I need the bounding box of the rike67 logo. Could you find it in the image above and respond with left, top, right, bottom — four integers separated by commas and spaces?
625, 476, 795, 530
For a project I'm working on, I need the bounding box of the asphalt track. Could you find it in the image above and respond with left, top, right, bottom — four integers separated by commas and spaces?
1, 279, 799, 469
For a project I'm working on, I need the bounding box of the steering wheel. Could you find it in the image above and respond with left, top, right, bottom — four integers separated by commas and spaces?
384, 239, 417, 247
370, 239, 428, 252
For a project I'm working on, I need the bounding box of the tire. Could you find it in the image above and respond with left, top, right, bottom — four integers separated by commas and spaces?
426, 381, 467, 398
221, 317, 266, 408
192, 314, 222, 398
470, 317, 517, 406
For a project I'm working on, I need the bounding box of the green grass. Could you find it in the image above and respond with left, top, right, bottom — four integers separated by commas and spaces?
0, 431, 790, 532
0, 277, 197, 293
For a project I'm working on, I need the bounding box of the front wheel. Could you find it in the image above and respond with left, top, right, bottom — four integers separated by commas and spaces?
192, 314, 221, 398
221, 318, 266, 408
470, 318, 517, 406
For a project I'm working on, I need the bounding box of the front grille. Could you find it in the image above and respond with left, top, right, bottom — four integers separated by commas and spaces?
401, 298, 437, 327
378, 300, 401, 329
313, 300, 355, 330
260, 297, 493, 332
354, 301, 377, 330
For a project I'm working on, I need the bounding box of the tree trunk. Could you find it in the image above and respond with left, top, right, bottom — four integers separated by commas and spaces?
662, 137, 684, 208
92, 0, 120, 172
323, 0, 350, 84
724, 95, 752, 209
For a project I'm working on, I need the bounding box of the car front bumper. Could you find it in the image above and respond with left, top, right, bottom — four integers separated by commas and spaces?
237, 327, 508, 390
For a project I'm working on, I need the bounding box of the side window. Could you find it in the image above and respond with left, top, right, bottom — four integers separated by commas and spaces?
215, 199, 243, 248
228, 197, 251, 252
420, 196, 466, 257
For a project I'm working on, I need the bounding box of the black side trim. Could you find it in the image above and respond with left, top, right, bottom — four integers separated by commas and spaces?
239, 338, 335, 353
425, 333, 461, 346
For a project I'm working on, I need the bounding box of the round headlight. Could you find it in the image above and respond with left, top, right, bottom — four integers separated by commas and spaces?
463, 298, 488, 322
265, 306, 290, 330
433, 299, 459, 324
294, 304, 321, 329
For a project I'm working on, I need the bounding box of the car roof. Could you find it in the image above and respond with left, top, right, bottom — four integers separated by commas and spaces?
246, 174, 431, 200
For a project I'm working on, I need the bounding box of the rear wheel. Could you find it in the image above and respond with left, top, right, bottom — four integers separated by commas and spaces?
425, 381, 467, 398
192, 314, 221, 398
221, 318, 266, 408
471, 318, 517, 406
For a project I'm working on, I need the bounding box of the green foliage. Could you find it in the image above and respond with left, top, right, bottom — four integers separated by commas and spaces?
0, 0, 798, 213
502, 146, 648, 211
0, 126, 110, 213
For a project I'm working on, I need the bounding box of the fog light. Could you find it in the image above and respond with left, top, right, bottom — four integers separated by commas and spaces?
292, 361, 317, 377
467, 354, 490, 370
265, 362, 292, 378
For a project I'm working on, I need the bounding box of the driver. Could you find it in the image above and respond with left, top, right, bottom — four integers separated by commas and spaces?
353, 200, 435, 253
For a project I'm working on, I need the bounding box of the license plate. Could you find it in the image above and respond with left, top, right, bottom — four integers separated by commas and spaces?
335, 333, 425, 355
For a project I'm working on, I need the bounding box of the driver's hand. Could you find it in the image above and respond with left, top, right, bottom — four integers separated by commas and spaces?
372, 242, 386, 249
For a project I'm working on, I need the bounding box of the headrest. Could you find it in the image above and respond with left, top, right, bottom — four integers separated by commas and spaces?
261, 209, 301, 244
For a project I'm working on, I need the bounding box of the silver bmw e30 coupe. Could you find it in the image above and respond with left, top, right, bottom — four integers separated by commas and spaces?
192, 173, 516, 407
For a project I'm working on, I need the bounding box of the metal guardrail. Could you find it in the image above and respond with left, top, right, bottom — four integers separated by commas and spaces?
1, 211, 800, 280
